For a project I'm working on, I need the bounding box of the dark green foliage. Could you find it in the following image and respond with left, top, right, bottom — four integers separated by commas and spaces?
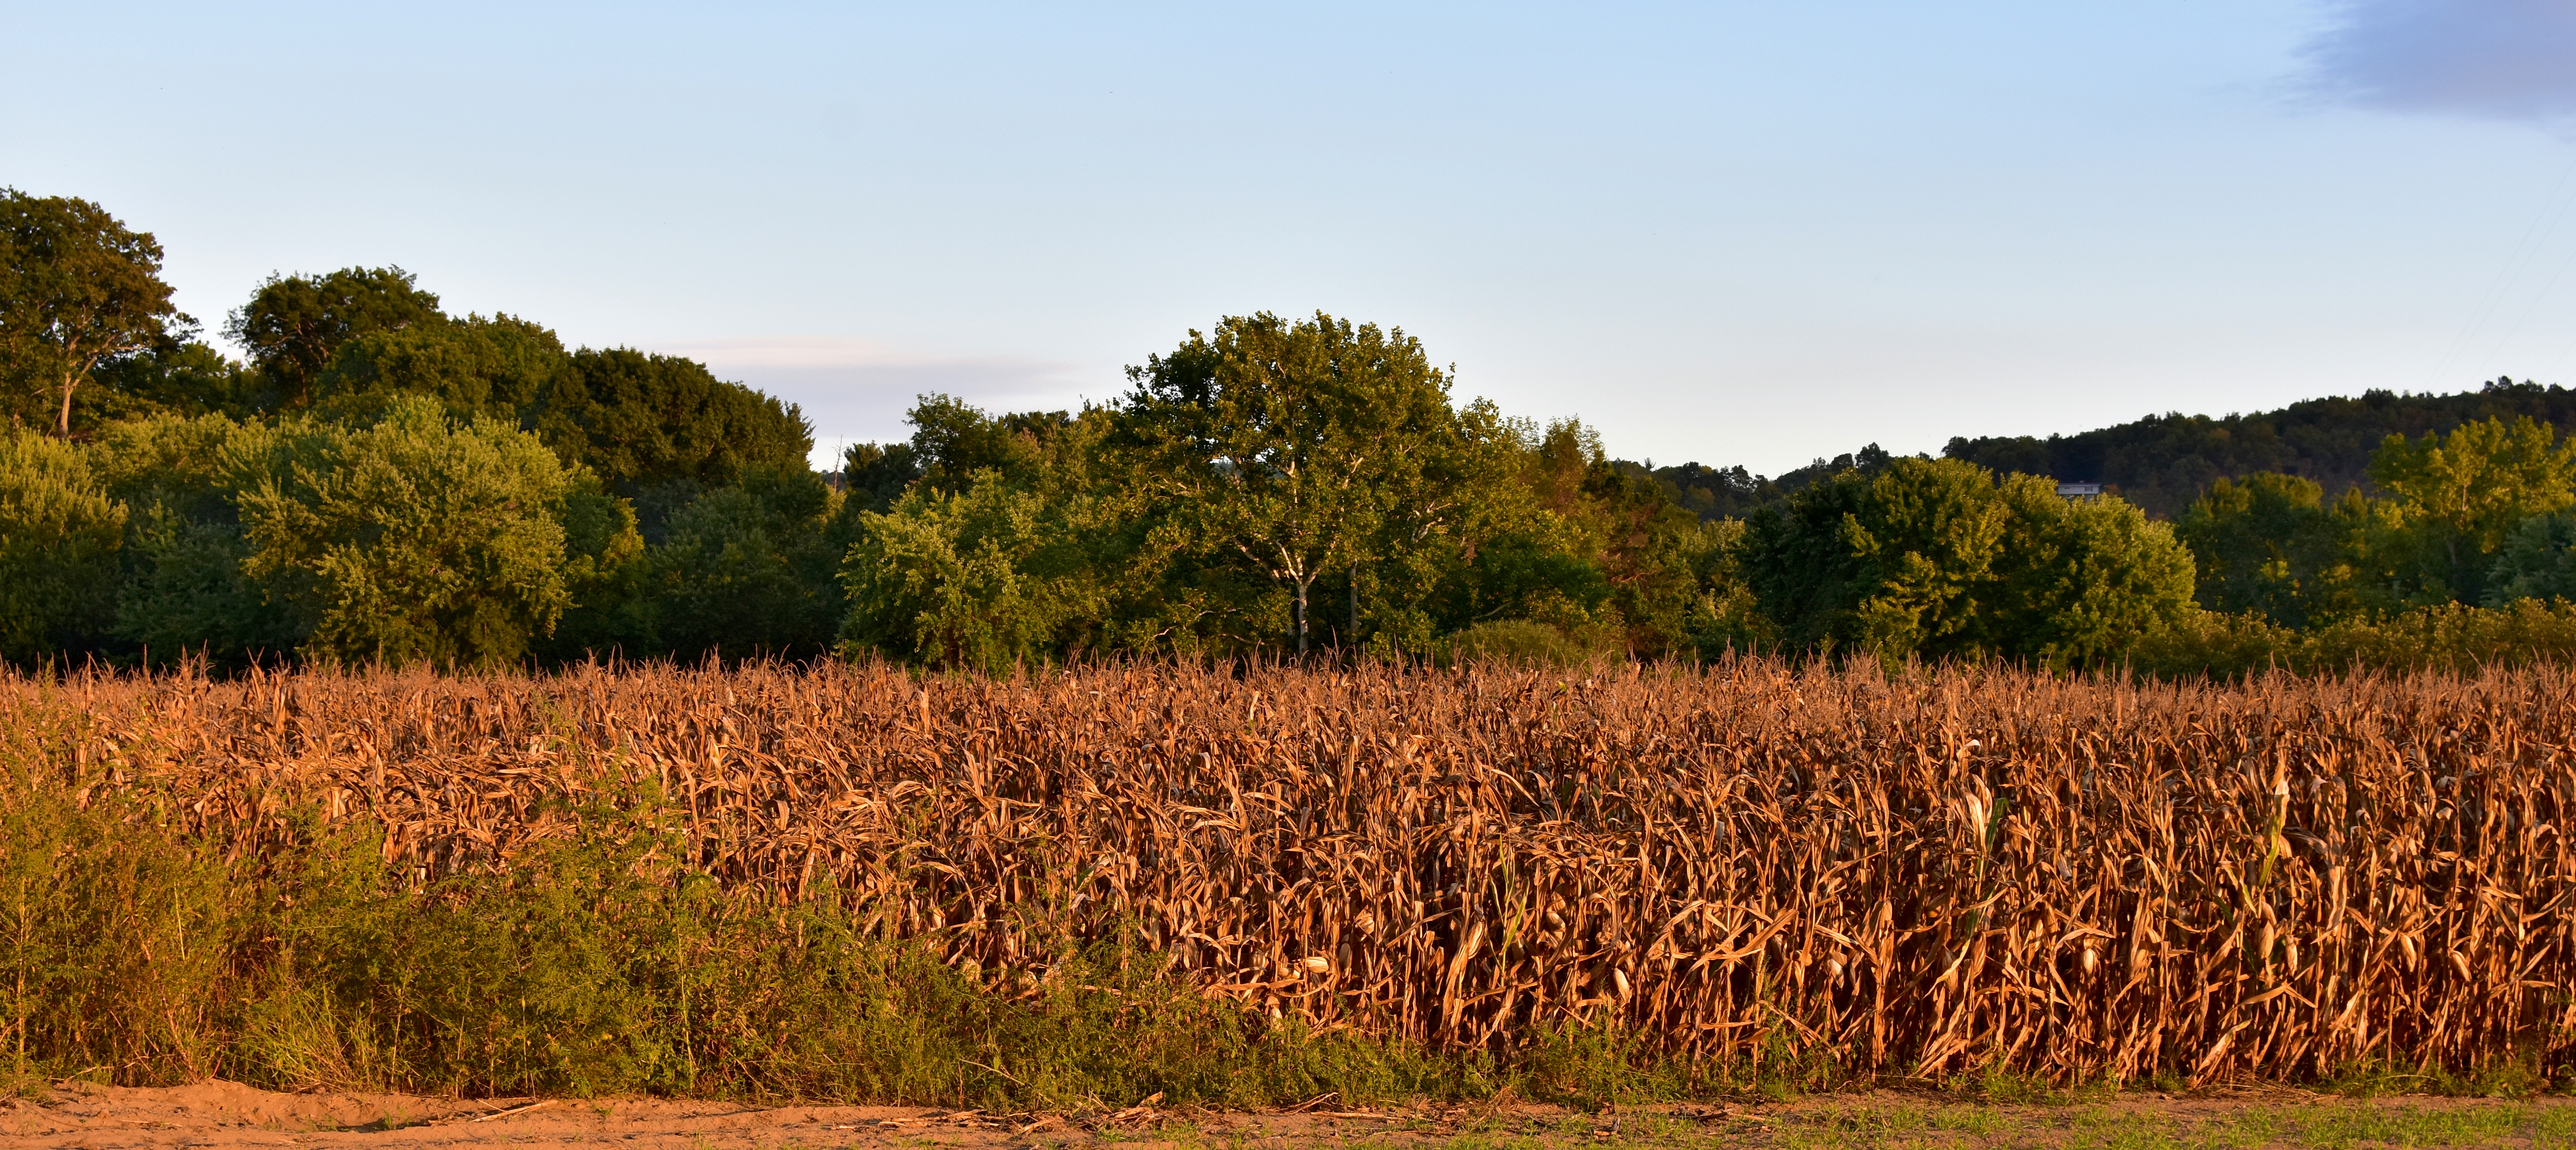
1741, 457, 2195, 666
838, 440, 923, 513
1739, 459, 1982, 659
547, 348, 813, 495
310, 312, 571, 425
89, 414, 305, 665
2484, 512, 2576, 607
2130, 597, 2576, 678
112, 508, 296, 666
2364, 415, 2576, 607
1651, 461, 1777, 520
228, 397, 632, 670
1113, 313, 1507, 656
32, 186, 2576, 679
909, 393, 1068, 492
1433, 531, 1616, 641
1652, 445, 1890, 523
222, 266, 444, 410
2176, 473, 2367, 628
1472, 437, 1706, 657
1980, 473, 2199, 665
86, 339, 265, 422
1944, 377, 2576, 519
311, 319, 813, 496
626, 466, 854, 663
1565, 461, 1707, 656
1423, 425, 1621, 650
0, 430, 125, 661
839, 470, 1104, 671
0, 189, 188, 437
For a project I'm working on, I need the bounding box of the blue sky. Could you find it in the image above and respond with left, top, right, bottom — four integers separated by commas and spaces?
9, 1, 2576, 474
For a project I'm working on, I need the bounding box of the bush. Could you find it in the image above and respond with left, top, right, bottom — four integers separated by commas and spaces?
2128, 599, 2576, 678
0, 429, 124, 663
232, 395, 625, 669
1741, 457, 2195, 667
839, 470, 1099, 672
86, 414, 303, 664
1442, 618, 1622, 667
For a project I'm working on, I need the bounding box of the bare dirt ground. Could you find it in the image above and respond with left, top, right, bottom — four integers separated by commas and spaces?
6, 1080, 2574, 1150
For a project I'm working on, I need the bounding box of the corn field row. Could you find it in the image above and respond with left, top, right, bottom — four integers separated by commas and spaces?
11, 660, 2575, 1083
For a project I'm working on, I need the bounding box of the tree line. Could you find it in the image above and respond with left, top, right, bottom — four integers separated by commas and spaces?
9, 187, 2576, 674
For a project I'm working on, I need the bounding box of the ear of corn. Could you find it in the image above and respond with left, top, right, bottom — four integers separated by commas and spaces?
16, 658, 2576, 1083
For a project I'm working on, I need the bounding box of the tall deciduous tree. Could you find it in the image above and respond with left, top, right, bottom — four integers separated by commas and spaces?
2367, 416, 2576, 604
1982, 473, 2197, 665
310, 311, 569, 419
2485, 511, 2576, 607
313, 319, 813, 495
224, 266, 444, 409
0, 190, 187, 437
839, 441, 924, 513
1115, 312, 1467, 655
86, 413, 304, 664
1742, 457, 2005, 660
640, 465, 854, 662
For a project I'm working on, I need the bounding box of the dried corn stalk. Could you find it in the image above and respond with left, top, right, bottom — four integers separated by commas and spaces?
11, 659, 2574, 1083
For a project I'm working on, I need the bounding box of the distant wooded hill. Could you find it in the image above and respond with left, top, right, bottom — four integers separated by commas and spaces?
1652, 378, 2576, 521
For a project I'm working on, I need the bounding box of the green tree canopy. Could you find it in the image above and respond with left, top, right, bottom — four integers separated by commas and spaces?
906, 393, 1072, 493
2174, 472, 2372, 628
2484, 512, 2576, 607
2366, 415, 2576, 604
0, 428, 125, 661
1743, 457, 2004, 660
311, 318, 812, 494
85, 413, 303, 664
224, 266, 444, 409
0, 190, 187, 437
1944, 377, 2576, 519
1114, 312, 1471, 655
839, 470, 1101, 671
842, 397, 1158, 660
88, 340, 263, 421
551, 348, 813, 493
1426, 420, 1706, 657
233, 394, 625, 668
839, 440, 924, 513
1982, 473, 2197, 665
1742, 457, 2193, 666
633, 465, 852, 662
311, 312, 569, 419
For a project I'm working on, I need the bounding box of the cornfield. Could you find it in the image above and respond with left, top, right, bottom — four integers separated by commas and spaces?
12, 658, 2576, 1084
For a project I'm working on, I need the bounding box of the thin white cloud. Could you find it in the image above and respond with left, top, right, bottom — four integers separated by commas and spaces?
645, 337, 1106, 465
2298, 0, 2576, 123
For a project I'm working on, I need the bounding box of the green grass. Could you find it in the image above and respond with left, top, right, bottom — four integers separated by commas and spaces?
1751, 1100, 2576, 1150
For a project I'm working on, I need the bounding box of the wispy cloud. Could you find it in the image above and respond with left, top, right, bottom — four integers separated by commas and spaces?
2297, 0, 2576, 124
647, 337, 1105, 464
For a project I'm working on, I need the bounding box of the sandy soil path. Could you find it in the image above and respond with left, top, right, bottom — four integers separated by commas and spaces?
6, 1080, 2573, 1149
